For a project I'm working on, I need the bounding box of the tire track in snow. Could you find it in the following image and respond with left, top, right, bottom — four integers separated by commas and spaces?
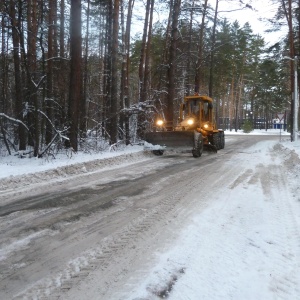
4, 137, 295, 299
59, 155, 240, 299
261, 153, 300, 298
239, 146, 300, 299
12, 161, 211, 299
127, 142, 300, 300
229, 169, 253, 189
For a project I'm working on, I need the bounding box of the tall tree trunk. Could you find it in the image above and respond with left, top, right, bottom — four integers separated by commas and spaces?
282, 0, 295, 140
142, 0, 154, 103
166, 0, 181, 125
27, 0, 40, 156
235, 75, 243, 131
1, 13, 7, 113
137, 0, 154, 139
59, 0, 67, 123
46, 0, 55, 145
194, 0, 208, 93
67, 0, 82, 151
185, 0, 194, 96
98, 11, 106, 138
229, 75, 234, 131
9, 0, 26, 150
1, 12, 10, 154
222, 85, 229, 130
120, 0, 126, 142
60, 0, 65, 58
155, 0, 173, 114
138, 0, 151, 103
208, 0, 219, 97
123, 0, 134, 144
81, 0, 90, 137
109, 0, 120, 144
39, 0, 46, 146
103, 2, 113, 138
52, 0, 59, 130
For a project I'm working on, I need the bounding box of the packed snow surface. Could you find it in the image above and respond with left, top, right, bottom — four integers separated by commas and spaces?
0, 129, 300, 300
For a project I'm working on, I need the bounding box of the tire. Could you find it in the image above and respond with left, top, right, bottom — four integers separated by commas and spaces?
212, 133, 221, 150
192, 132, 203, 158
219, 131, 225, 149
153, 150, 164, 156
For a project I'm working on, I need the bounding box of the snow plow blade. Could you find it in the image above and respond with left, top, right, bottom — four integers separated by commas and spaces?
144, 131, 194, 150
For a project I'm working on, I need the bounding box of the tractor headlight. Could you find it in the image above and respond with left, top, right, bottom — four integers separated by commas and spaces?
156, 119, 164, 126
187, 118, 194, 125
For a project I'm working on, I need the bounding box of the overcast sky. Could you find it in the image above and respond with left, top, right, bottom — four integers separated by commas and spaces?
132, 0, 286, 45
215, 0, 286, 44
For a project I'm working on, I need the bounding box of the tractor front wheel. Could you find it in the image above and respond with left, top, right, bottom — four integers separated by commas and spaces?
212, 133, 221, 150
192, 133, 203, 158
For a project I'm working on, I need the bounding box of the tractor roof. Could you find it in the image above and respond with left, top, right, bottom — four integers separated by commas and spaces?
184, 95, 213, 102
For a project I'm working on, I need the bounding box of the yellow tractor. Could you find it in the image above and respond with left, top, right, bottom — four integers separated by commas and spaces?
144, 94, 225, 157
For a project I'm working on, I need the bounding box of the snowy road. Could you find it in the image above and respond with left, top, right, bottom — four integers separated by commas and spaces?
0, 135, 300, 300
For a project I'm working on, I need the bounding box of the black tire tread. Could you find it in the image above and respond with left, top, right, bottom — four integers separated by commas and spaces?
192, 133, 203, 158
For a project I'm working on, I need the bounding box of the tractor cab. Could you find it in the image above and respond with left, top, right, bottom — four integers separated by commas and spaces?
178, 95, 215, 131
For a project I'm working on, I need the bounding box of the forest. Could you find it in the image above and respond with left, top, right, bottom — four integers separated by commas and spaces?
0, 0, 298, 157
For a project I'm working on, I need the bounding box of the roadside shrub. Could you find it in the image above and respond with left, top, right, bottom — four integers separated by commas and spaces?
242, 120, 253, 133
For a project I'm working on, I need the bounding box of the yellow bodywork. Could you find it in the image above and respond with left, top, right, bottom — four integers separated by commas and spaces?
145, 94, 224, 154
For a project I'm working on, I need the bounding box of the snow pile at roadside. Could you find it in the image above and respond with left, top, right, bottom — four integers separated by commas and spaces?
226, 128, 290, 135
0, 129, 297, 193
0, 146, 148, 191
276, 142, 300, 197
144, 141, 166, 150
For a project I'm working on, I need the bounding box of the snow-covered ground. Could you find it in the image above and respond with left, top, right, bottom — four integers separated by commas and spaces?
129, 138, 300, 300
0, 129, 292, 180
1, 129, 300, 300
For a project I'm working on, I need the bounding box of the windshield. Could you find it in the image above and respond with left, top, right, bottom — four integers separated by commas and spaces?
184, 100, 200, 116
202, 101, 209, 121
183, 99, 210, 121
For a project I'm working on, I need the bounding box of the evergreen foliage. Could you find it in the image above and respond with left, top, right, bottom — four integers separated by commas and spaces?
242, 119, 253, 133
0, 0, 297, 157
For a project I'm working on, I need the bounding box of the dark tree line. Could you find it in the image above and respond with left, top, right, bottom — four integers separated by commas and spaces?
0, 0, 299, 157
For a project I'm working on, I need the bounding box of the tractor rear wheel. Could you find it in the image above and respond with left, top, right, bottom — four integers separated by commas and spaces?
219, 131, 225, 149
192, 133, 203, 158
212, 133, 221, 150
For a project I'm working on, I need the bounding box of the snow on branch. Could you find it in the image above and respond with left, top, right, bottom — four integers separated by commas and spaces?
45, 56, 70, 62
31, 75, 46, 89
37, 109, 69, 141
0, 113, 30, 131
120, 102, 159, 115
